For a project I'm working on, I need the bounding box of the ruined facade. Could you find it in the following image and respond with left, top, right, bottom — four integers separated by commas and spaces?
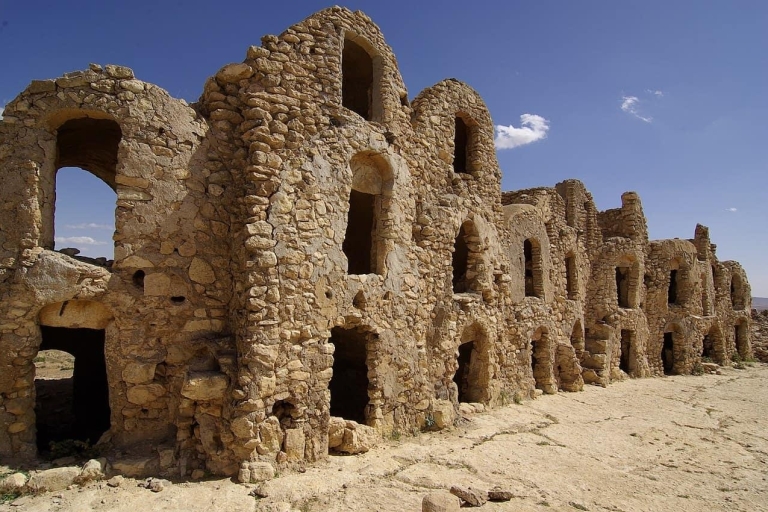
0, 7, 752, 478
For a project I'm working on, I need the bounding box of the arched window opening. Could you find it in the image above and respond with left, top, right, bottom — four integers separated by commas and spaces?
668, 269, 679, 305
700, 272, 711, 315
453, 224, 470, 292
453, 116, 470, 174
524, 238, 543, 298
343, 152, 392, 276
619, 329, 635, 375
342, 37, 374, 120
328, 327, 370, 424
565, 253, 577, 300
531, 329, 552, 392
616, 266, 630, 308
53, 118, 121, 261
662, 331, 675, 375
702, 334, 713, 360
452, 325, 490, 403
35, 327, 110, 455
731, 274, 745, 310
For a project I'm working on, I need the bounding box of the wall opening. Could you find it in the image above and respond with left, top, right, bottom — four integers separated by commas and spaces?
342, 37, 373, 120
52, 118, 121, 260
616, 266, 630, 308
329, 327, 369, 424
343, 190, 375, 275
453, 224, 470, 292
700, 272, 711, 315
668, 270, 679, 305
524, 238, 543, 298
453, 116, 470, 174
662, 332, 674, 375
702, 334, 713, 360
343, 152, 392, 275
453, 341, 474, 403
531, 329, 552, 392
619, 329, 634, 374
731, 274, 745, 310
35, 327, 110, 454
565, 253, 577, 300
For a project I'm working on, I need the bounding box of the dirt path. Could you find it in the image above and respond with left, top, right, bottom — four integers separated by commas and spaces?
3, 365, 768, 512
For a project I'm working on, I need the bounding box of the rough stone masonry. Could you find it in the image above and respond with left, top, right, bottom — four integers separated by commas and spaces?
0, 7, 752, 479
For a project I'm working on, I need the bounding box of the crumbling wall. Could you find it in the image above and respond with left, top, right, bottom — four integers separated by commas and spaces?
0, 5, 754, 479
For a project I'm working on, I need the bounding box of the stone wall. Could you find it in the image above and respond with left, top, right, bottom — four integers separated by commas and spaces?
0, 6, 753, 479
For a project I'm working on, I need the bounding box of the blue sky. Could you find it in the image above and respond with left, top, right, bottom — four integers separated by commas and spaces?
1, 1, 766, 294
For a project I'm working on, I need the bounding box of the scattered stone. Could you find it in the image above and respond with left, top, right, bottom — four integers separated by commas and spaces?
106, 475, 124, 488
140, 477, 171, 492
238, 461, 275, 483
26, 467, 80, 493
449, 485, 487, 507
0, 473, 28, 493
422, 491, 461, 511
249, 484, 269, 498
76, 458, 107, 484
190, 469, 206, 480
487, 488, 514, 501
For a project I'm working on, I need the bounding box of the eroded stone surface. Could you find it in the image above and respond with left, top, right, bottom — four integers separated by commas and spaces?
0, 6, 752, 480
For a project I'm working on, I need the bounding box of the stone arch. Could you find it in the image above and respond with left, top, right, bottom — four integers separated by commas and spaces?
668, 258, 682, 306
453, 112, 479, 175
524, 238, 544, 298
343, 151, 394, 275
662, 323, 683, 375
531, 327, 555, 394
702, 324, 726, 365
452, 219, 484, 294
453, 323, 492, 404
731, 272, 746, 310
35, 300, 114, 453
615, 255, 640, 308
341, 32, 382, 121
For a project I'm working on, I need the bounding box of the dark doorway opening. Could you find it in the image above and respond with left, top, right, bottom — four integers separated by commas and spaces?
668, 270, 678, 305
620, 329, 633, 374
531, 333, 551, 390
329, 327, 369, 424
662, 332, 674, 375
35, 327, 110, 454
343, 190, 375, 275
453, 117, 469, 174
702, 334, 713, 360
616, 266, 630, 308
524, 239, 543, 298
452, 225, 470, 292
453, 341, 474, 403
735, 322, 748, 359
342, 38, 373, 120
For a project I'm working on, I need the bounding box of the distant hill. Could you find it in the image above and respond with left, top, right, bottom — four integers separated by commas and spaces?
753, 297, 768, 311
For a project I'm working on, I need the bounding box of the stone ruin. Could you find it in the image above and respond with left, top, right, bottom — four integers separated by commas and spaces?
0, 7, 753, 479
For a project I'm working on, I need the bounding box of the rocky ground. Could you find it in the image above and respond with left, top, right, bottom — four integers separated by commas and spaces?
3, 364, 768, 512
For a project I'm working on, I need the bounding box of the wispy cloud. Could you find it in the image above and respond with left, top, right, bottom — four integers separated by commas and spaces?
494, 114, 550, 149
726, 207, 738, 212
0, 106, 4, 120
620, 96, 652, 123
64, 223, 114, 230
54, 236, 107, 246
646, 89, 664, 97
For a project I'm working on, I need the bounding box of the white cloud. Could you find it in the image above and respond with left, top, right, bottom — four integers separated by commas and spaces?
0, 106, 4, 120
494, 114, 550, 150
64, 223, 114, 230
726, 207, 738, 212
620, 96, 652, 123
646, 89, 664, 97
54, 236, 107, 246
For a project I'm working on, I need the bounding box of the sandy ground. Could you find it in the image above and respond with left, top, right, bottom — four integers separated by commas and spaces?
3, 364, 768, 512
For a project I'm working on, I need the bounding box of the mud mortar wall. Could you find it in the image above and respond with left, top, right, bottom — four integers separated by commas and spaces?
0, 6, 753, 478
